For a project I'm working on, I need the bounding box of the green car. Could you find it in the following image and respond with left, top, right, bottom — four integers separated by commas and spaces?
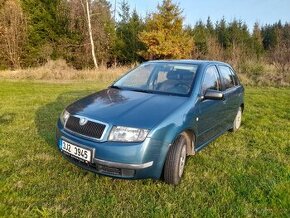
56, 60, 244, 185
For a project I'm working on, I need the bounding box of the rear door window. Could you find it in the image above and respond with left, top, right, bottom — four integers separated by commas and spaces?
219, 66, 235, 90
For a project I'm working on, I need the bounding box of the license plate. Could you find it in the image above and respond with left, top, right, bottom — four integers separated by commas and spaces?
61, 140, 92, 162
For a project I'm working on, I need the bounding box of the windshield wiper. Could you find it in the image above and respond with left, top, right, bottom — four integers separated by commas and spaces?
129, 88, 154, 94
110, 85, 122, 90
110, 86, 153, 94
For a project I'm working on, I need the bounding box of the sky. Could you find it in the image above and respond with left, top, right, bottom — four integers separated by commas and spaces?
108, 0, 290, 30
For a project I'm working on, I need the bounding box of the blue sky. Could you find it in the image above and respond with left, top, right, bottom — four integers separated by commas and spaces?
109, 0, 290, 29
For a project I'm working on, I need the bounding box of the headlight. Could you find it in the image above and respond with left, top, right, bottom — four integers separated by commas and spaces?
60, 110, 70, 125
108, 126, 149, 142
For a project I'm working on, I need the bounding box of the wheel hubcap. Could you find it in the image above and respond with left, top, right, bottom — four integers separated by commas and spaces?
235, 110, 242, 129
179, 145, 186, 177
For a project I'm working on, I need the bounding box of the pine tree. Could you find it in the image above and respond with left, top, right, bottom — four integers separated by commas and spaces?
190, 19, 223, 60
115, 2, 144, 64
20, 0, 69, 67
262, 24, 278, 50
252, 22, 264, 59
119, 0, 130, 24
128, 9, 145, 63
192, 20, 208, 58
206, 16, 214, 34
216, 17, 230, 49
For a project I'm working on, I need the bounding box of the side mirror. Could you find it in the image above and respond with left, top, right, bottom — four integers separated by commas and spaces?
204, 90, 224, 100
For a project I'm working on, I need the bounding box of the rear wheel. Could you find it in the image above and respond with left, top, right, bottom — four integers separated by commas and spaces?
231, 107, 242, 132
164, 133, 189, 185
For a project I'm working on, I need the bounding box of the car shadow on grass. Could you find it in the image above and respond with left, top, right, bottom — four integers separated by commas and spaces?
34, 90, 94, 148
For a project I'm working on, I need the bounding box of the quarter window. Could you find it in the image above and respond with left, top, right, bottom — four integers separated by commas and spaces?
201, 66, 220, 95
219, 66, 235, 90
229, 68, 240, 85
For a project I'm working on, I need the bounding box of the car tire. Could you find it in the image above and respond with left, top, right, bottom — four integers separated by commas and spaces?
163, 133, 189, 185
231, 107, 242, 132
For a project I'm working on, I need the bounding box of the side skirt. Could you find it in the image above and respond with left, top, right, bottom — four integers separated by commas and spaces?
194, 125, 231, 153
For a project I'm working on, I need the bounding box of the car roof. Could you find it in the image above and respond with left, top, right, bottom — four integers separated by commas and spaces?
146, 59, 229, 66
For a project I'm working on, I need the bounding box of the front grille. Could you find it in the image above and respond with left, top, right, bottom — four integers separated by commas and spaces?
62, 153, 135, 178
97, 165, 122, 176
65, 116, 106, 139
96, 165, 135, 177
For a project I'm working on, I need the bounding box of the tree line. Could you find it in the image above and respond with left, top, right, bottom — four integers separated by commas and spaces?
0, 0, 289, 72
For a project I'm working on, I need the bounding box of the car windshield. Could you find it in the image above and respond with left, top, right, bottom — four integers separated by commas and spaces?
112, 63, 198, 96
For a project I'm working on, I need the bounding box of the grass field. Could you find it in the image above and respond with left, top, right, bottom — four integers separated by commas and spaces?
0, 80, 289, 217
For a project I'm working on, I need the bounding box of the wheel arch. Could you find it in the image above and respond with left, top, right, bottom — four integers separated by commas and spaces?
153, 122, 197, 179
162, 128, 196, 184
240, 103, 245, 112
183, 129, 196, 155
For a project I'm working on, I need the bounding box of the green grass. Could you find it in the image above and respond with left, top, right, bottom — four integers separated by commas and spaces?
0, 80, 289, 217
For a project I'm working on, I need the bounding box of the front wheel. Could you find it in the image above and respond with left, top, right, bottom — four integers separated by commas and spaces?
163, 133, 189, 185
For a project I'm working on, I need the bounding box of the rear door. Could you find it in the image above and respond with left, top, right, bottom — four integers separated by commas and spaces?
197, 65, 225, 146
218, 65, 240, 129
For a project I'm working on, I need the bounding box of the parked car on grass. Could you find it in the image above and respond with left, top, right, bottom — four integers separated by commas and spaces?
56, 60, 244, 185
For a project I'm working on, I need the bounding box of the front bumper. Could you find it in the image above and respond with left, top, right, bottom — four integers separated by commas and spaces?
93, 157, 153, 169
56, 121, 168, 179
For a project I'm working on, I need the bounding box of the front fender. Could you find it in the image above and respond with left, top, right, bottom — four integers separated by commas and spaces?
146, 104, 199, 176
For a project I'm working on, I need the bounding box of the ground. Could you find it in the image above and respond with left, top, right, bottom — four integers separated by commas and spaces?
0, 80, 289, 217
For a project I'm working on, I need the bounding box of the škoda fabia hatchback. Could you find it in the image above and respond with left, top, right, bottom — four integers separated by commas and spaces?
56, 60, 244, 185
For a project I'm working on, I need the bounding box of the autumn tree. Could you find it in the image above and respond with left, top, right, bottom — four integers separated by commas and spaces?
139, 0, 194, 60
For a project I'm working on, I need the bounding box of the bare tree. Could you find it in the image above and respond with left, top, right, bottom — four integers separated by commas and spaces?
269, 40, 290, 73
206, 36, 224, 61
80, 0, 98, 69
0, 0, 26, 69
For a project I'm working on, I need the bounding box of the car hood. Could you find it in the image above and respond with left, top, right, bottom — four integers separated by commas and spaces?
66, 88, 188, 129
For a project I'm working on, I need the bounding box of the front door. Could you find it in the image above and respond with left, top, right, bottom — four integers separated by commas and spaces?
196, 65, 226, 147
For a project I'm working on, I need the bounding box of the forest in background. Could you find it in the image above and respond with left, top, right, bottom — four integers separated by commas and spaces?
0, 0, 289, 85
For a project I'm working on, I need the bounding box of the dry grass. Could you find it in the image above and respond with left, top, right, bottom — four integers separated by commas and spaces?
0, 59, 130, 83
238, 60, 290, 87
0, 59, 289, 86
